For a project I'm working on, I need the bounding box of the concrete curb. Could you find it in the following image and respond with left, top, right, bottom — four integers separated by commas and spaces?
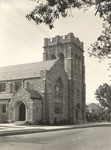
0, 129, 46, 136
0, 123, 111, 137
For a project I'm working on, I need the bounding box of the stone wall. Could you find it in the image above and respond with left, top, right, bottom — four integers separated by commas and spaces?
33, 99, 42, 123
43, 33, 86, 124
45, 59, 69, 124
0, 100, 8, 122
23, 78, 43, 94
0, 33, 86, 125
8, 88, 42, 124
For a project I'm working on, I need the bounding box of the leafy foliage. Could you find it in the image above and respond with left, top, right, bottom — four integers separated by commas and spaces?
26, 0, 94, 29
88, 11, 111, 60
26, 0, 111, 59
95, 83, 111, 111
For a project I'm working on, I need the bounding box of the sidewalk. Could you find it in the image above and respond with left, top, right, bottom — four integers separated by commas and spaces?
0, 122, 111, 136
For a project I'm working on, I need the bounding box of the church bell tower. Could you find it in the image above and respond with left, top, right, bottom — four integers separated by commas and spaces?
43, 33, 86, 124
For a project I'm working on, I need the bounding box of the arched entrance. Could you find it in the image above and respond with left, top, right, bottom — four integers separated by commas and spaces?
58, 52, 64, 67
19, 103, 26, 121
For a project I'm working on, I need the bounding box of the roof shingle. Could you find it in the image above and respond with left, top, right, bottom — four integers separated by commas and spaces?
88, 103, 102, 110
0, 94, 13, 100
0, 60, 56, 81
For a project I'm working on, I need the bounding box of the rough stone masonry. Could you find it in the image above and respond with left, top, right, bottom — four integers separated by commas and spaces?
0, 33, 86, 125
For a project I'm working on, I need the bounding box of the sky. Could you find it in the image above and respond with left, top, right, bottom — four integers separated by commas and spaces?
0, 0, 111, 104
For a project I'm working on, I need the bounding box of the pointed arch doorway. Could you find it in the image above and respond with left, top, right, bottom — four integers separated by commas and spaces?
19, 103, 26, 121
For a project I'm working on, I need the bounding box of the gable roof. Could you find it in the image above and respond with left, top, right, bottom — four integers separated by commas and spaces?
0, 60, 56, 81
88, 103, 102, 110
12, 87, 42, 100
26, 89, 42, 100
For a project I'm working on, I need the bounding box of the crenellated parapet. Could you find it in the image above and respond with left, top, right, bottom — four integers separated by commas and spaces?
44, 33, 83, 49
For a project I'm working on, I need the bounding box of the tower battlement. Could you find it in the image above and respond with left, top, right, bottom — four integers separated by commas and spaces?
44, 33, 83, 49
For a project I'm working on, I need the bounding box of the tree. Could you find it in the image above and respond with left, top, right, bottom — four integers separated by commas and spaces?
95, 83, 111, 113
26, 0, 111, 60
88, 13, 111, 60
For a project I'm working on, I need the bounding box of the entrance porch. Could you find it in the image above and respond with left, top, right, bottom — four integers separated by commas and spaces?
15, 101, 26, 121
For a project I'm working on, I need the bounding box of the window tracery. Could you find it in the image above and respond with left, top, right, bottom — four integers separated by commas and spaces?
55, 78, 63, 114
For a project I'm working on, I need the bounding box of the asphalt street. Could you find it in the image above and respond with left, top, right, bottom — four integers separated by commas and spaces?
0, 126, 111, 150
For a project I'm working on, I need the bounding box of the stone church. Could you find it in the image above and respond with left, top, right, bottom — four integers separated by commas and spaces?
0, 33, 86, 124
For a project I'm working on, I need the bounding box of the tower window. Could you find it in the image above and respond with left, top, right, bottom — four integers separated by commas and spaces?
78, 57, 82, 74
58, 52, 64, 60
75, 56, 78, 73
55, 103, 62, 114
55, 78, 63, 114
58, 52, 64, 67
51, 53, 56, 60
55, 78, 63, 100
76, 109, 78, 119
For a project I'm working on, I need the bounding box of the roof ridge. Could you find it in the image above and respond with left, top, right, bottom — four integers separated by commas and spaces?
0, 59, 56, 69
49, 58, 59, 71
26, 89, 42, 100
0, 59, 57, 81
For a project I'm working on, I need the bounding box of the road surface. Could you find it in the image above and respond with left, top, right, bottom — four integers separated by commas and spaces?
0, 126, 111, 150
